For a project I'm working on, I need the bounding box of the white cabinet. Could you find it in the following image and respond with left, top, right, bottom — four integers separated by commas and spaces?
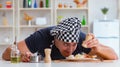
0, 0, 15, 45
93, 20, 119, 57
93, 20, 119, 37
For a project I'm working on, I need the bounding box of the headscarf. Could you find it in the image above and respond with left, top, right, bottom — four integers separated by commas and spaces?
51, 17, 81, 43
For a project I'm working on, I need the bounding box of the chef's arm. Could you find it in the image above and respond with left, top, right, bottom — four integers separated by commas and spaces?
17, 40, 31, 55
83, 33, 118, 60
2, 40, 32, 62
2, 46, 11, 61
17, 40, 33, 62
89, 44, 118, 60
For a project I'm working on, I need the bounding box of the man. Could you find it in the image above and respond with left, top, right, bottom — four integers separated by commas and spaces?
2, 17, 118, 62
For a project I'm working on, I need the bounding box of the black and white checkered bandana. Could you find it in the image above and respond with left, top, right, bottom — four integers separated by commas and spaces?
51, 17, 81, 43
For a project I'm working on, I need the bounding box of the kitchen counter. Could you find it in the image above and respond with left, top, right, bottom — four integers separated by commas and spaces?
0, 59, 120, 67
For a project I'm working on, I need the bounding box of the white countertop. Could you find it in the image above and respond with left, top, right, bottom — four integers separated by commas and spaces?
0, 59, 120, 67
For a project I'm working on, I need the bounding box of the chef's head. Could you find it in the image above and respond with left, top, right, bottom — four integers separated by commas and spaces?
51, 17, 81, 57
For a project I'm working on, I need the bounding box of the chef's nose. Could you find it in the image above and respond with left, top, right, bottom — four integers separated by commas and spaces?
67, 46, 73, 54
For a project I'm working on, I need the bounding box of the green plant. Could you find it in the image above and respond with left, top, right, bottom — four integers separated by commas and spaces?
101, 7, 109, 15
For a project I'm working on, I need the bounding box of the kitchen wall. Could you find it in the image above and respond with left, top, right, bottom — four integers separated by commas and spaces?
0, 0, 119, 58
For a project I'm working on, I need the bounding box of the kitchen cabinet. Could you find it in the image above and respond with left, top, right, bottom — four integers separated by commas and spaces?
0, 0, 15, 45
17, 0, 90, 41
0, 0, 89, 44
93, 20, 119, 57
18, 0, 53, 41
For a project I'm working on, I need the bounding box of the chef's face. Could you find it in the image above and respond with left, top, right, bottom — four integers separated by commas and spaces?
54, 39, 77, 57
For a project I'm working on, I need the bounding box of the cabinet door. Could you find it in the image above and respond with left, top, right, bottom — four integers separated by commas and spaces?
93, 20, 119, 37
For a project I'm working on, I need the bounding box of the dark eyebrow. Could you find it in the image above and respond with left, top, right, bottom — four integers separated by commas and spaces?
64, 42, 77, 45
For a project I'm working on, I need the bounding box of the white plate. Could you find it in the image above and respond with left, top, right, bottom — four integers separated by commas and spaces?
66, 58, 98, 61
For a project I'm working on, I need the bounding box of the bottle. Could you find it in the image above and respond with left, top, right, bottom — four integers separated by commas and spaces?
39, 0, 43, 8
2, 12, 8, 26
33, 0, 37, 8
11, 45, 21, 63
6, 1, 12, 8
81, 16, 86, 25
10, 37, 21, 63
28, 0, 32, 8
46, 0, 49, 8
23, 0, 27, 8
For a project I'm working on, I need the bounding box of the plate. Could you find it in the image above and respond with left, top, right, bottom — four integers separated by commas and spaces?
53, 58, 100, 63
67, 58, 92, 60
65, 58, 99, 62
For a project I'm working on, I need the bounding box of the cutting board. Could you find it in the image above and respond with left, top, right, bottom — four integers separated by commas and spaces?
53, 59, 114, 63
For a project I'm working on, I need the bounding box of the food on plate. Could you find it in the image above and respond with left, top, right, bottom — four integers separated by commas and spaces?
66, 53, 97, 60
74, 53, 84, 59
66, 55, 75, 59
82, 34, 93, 48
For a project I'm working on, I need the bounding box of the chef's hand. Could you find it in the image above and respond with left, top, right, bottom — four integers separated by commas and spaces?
21, 52, 33, 62
83, 33, 101, 52
85, 33, 100, 48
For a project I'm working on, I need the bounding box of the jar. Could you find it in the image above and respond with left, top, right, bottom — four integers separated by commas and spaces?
10, 45, 21, 63
0, 4, 2, 8
30, 53, 42, 63
6, 1, 12, 8
58, 3, 62, 8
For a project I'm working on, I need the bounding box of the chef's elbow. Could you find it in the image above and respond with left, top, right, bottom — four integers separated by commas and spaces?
111, 55, 118, 60
2, 53, 10, 61
2, 47, 11, 61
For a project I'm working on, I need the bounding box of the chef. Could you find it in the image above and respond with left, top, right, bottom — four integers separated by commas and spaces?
2, 17, 118, 62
